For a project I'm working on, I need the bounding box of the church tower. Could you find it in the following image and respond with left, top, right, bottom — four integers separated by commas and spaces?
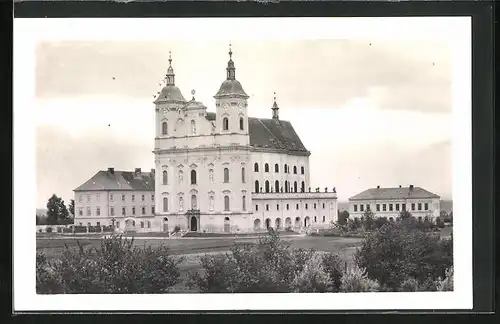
214, 45, 250, 142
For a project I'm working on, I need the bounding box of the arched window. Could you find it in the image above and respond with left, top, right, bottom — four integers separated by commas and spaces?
275, 180, 280, 192
190, 120, 196, 135
301, 166, 305, 174
254, 163, 259, 172
162, 170, 168, 185
191, 194, 197, 209
265, 180, 270, 193
293, 166, 297, 174
191, 169, 197, 185
255, 180, 259, 193
264, 163, 269, 172
242, 195, 246, 211
274, 164, 279, 173
224, 195, 230, 211
162, 121, 168, 135
285, 181, 289, 193
294, 181, 298, 193
223, 168, 229, 183
209, 169, 214, 183
209, 196, 215, 211
223, 117, 229, 131
241, 167, 245, 183
179, 196, 184, 211
163, 197, 168, 212
284, 164, 288, 173
301, 181, 305, 193
239, 117, 244, 130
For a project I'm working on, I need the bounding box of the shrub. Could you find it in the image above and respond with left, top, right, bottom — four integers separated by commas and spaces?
173, 225, 181, 233
46, 227, 53, 233
36, 252, 65, 294
340, 265, 379, 292
400, 277, 420, 292
74, 226, 87, 233
321, 252, 346, 292
374, 217, 389, 229
435, 266, 454, 291
354, 224, 453, 290
62, 227, 73, 233
291, 253, 332, 293
36, 235, 183, 294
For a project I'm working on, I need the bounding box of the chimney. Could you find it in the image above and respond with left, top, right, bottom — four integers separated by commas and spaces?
409, 184, 414, 190
399, 185, 402, 188
151, 168, 155, 177
135, 168, 142, 177
377, 185, 380, 189
108, 167, 115, 175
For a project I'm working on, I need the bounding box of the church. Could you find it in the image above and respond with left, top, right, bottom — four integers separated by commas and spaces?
74, 46, 338, 233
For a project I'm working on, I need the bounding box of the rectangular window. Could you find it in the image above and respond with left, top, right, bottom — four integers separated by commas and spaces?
314, 216, 317, 222
78, 208, 83, 216
87, 222, 91, 227
122, 207, 126, 216
360, 205, 364, 212
152, 194, 155, 201
305, 203, 308, 210
314, 203, 317, 209
86, 207, 91, 216
78, 195, 83, 203
110, 194, 114, 202
286, 204, 289, 210
266, 204, 269, 211
418, 203, 422, 211
96, 222, 100, 227
376, 204, 380, 212
96, 207, 100, 216
382, 204, 386, 211
141, 194, 145, 202
389, 204, 393, 211
424, 203, 429, 210
354, 204, 358, 212
142, 207, 146, 215
152, 206, 155, 214
366, 204, 370, 211
141, 222, 144, 228
402, 203, 406, 211
411, 203, 415, 211
132, 207, 136, 215
322, 216, 325, 223
396, 204, 400, 211
322, 203, 325, 209
132, 195, 135, 202
79, 222, 82, 226
87, 195, 91, 203
296, 204, 299, 210
255, 205, 258, 211
277, 204, 279, 211
122, 194, 125, 201
110, 207, 115, 216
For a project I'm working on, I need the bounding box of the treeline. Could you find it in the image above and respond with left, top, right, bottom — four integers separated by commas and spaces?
37, 194, 74, 225
36, 224, 453, 294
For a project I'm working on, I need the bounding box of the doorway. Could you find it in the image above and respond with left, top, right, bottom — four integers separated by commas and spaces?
190, 216, 198, 231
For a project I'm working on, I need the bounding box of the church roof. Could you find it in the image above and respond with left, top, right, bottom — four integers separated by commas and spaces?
214, 79, 249, 99
205, 112, 308, 154
74, 170, 155, 192
154, 85, 186, 103
349, 186, 440, 201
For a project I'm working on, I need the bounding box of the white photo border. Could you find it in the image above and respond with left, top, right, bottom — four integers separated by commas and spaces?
13, 17, 472, 311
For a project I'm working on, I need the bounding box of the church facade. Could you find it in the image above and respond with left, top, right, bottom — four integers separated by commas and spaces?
151, 47, 338, 233
73, 47, 338, 233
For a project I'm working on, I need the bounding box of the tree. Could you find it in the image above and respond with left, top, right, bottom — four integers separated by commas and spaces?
68, 199, 75, 217
337, 210, 349, 225
362, 209, 376, 231
46, 194, 70, 225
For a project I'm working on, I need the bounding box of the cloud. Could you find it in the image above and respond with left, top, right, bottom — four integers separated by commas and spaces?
36, 39, 452, 113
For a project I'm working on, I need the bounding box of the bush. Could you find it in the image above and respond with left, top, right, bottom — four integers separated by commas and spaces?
62, 227, 73, 233
321, 252, 346, 292
400, 277, 420, 292
291, 253, 332, 293
435, 266, 453, 291
340, 265, 379, 292
36, 235, 183, 294
374, 217, 389, 229
74, 226, 87, 233
46, 227, 53, 233
354, 224, 453, 290
173, 225, 181, 233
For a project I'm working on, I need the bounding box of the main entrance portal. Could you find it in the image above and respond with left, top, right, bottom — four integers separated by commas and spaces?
190, 216, 198, 232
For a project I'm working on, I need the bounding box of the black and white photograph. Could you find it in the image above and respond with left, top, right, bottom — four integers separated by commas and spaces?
13, 17, 472, 311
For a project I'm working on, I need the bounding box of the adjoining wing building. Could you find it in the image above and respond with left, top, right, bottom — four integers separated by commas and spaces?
74, 47, 338, 233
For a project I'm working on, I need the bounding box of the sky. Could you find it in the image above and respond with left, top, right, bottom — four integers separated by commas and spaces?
35, 38, 453, 208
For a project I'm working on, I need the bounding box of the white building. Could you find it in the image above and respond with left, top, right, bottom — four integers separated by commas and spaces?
73, 46, 338, 233
348, 185, 441, 222
73, 168, 155, 232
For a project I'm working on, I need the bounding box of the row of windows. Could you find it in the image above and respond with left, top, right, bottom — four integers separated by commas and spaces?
254, 163, 305, 175
161, 194, 247, 213
254, 180, 306, 193
79, 221, 152, 229
78, 193, 154, 203
353, 202, 430, 212
78, 206, 155, 217
161, 117, 245, 136
162, 168, 242, 185
256, 202, 327, 212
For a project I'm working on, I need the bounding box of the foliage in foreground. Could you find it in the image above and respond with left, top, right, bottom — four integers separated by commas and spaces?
354, 224, 453, 290
36, 235, 183, 294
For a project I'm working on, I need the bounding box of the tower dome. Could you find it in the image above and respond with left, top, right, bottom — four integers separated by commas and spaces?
154, 52, 186, 104
214, 45, 249, 99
